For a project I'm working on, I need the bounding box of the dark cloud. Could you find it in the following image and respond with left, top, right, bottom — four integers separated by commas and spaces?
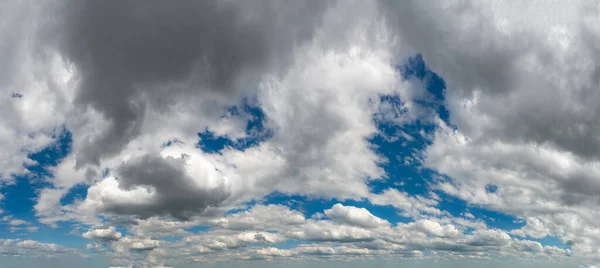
105, 154, 230, 219
378, 0, 526, 98
57, 0, 333, 167
379, 0, 600, 162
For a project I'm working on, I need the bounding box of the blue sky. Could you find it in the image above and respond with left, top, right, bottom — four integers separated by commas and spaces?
1, 0, 599, 267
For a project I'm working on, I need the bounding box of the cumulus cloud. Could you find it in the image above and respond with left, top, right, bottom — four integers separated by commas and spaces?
79, 154, 229, 219
324, 203, 390, 228
83, 226, 122, 241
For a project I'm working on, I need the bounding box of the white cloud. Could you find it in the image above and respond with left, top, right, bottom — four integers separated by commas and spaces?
369, 188, 443, 218
8, 219, 30, 226
324, 203, 390, 228
0, 239, 78, 257
83, 226, 122, 241
0, 0, 78, 183
410, 219, 461, 238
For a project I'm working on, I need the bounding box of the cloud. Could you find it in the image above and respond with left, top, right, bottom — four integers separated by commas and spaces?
112, 237, 161, 253
369, 189, 443, 218
79, 153, 229, 219
0, 239, 78, 257
324, 203, 390, 228
56, 0, 334, 168
8, 219, 29, 226
0, 0, 74, 182
409, 219, 461, 238
219, 204, 306, 231
83, 226, 122, 241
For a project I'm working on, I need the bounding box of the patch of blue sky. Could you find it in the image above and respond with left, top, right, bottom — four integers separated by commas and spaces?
0, 127, 87, 247
2, 128, 72, 223
198, 98, 272, 153
184, 225, 211, 234
17, 222, 89, 248
24, 127, 72, 180
485, 184, 499, 193
1, 176, 39, 225
367, 54, 448, 196
400, 54, 450, 124
223, 204, 257, 216
368, 120, 435, 196
59, 183, 89, 206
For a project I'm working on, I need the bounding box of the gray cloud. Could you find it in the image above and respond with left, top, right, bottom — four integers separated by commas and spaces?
101, 154, 230, 219
379, 0, 600, 162
56, 0, 333, 167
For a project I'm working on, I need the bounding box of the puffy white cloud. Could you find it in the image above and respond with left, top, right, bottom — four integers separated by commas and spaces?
254, 247, 293, 257
219, 204, 306, 231
82, 226, 122, 241
410, 219, 461, 238
324, 203, 390, 228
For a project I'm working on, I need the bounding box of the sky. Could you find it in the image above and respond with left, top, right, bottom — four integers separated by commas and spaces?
0, 0, 599, 267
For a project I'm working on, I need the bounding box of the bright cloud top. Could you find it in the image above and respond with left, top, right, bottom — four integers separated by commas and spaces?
0, 0, 596, 267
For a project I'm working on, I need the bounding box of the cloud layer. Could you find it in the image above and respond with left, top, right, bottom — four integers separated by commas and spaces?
0, 0, 599, 267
